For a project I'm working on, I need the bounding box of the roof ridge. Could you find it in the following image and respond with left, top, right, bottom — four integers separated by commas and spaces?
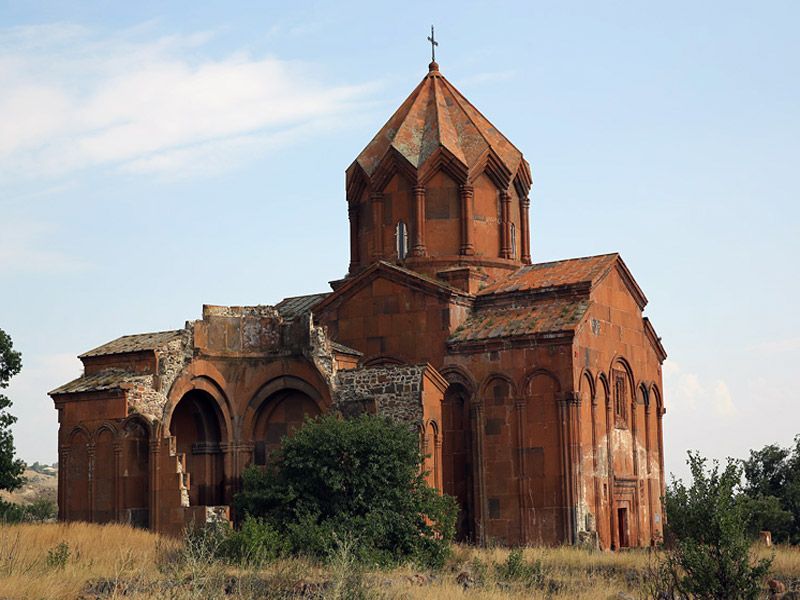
431, 74, 466, 165
437, 73, 524, 160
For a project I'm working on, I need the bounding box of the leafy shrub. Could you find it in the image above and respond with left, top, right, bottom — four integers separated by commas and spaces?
221, 516, 287, 566
0, 499, 26, 523
45, 541, 70, 570
494, 549, 545, 588
0, 496, 57, 523
235, 414, 457, 568
660, 451, 772, 600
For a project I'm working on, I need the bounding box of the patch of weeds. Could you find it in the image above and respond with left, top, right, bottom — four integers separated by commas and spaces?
494, 548, 546, 588
46, 541, 70, 570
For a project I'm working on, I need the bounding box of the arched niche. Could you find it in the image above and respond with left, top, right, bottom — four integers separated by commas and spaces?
169, 389, 226, 506
523, 369, 562, 545
441, 378, 474, 542
249, 383, 322, 465
66, 427, 91, 522
120, 417, 150, 527
93, 426, 116, 523
480, 373, 519, 544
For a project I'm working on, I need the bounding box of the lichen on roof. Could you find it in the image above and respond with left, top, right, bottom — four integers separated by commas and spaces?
49, 369, 152, 395
479, 253, 620, 296
79, 330, 184, 358
448, 297, 591, 343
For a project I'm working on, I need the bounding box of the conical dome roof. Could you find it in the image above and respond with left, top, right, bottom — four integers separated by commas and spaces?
348, 62, 531, 196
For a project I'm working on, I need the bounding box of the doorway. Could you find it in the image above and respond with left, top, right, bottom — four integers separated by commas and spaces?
617, 507, 630, 548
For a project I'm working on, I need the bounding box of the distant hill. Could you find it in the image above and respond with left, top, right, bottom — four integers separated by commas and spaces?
0, 467, 57, 505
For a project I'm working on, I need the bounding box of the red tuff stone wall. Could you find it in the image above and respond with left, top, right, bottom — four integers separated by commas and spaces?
572, 269, 665, 549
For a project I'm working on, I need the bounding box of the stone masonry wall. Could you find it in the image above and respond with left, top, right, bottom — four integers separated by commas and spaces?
334, 365, 426, 425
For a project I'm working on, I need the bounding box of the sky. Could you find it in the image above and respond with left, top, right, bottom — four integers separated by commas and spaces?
1, 1, 798, 481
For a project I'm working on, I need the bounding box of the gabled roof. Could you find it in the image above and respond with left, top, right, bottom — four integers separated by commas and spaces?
478, 253, 648, 310
50, 369, 151, 395
79, 330, 184, 359
448, 297, 590, 345
349, 62, 529, 194
314, 260, 472, 315
275, 293, 330, 321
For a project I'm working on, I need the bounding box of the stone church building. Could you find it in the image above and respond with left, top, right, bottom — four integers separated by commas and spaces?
51, 60, 667, 549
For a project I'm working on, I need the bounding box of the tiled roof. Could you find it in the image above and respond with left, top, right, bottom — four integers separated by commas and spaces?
330, 341, 363, 356
479, 254, 620, 296
448, 297, 591, 344
79, 330, 184, 358
350, 62, 529, 190
50, 370, 151, 395
275, 293, 329, 320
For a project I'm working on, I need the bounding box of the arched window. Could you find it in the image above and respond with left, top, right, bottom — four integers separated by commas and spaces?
613, 369, 628, 427
510, 223, 517, 258
396, 221, 408, 259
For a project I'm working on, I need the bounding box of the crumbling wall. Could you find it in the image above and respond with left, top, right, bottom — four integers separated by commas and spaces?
334, 365, 426, 425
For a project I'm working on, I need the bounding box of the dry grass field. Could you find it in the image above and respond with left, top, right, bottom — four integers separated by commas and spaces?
1, 522, 799, 600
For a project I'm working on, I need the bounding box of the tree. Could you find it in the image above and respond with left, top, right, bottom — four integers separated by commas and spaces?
659, 451, 772, 600
0, 328, 24, 492
235, 414, 457, 567
742, 437, 800, 543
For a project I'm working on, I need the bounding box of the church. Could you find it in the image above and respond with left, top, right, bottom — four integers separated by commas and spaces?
50, 57, 667, 550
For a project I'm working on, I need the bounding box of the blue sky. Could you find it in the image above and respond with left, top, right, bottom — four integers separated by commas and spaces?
1, 1, 798, 480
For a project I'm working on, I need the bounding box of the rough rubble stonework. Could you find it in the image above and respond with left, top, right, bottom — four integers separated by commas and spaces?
51, 59, 666, 549
334, 365, 427, 425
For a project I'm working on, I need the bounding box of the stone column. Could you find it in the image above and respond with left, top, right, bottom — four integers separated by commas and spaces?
606, 394, 617, 549
113, 441, 123, 522
459, 184, 475, 256
149, 438, 161, 532
631, 399, 642, 545
645, 402, 655, 544
412, 185, 427, 257
348, 204, 359, 273
88, 442, 96, 523
500, 190, 512, 258
657, 406, 666, 500
558, 394, 582, 544
434, 434, 443, 493
520, 196, 531, 263
58, 445, 69, 521
590, 394, 601, 538
370, 192, 384, 260
514, 397, 528, 544
470, 400, 487, 545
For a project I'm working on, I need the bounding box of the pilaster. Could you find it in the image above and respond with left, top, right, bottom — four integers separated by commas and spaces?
520, 196, 531, 263
411, 185, 427, 257
459, 184, 475, 255
370, 192, 384, 260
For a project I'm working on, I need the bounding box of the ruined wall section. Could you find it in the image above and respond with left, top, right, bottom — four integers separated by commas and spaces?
333, 365, 427, 425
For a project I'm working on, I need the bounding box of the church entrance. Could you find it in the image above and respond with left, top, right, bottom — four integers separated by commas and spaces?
442, 383, 474, 542
170, 390, 226, 506
617, 507, 630, 548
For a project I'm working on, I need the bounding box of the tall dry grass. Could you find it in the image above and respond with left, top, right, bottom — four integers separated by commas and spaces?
0, 521, 178, 600
2, 522, 799, 599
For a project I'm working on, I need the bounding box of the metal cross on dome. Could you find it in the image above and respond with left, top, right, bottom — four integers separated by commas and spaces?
427, 25, 438, 62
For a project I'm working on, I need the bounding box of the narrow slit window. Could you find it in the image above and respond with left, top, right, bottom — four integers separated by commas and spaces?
396, 221, 408, 259
511, 223, 517, 258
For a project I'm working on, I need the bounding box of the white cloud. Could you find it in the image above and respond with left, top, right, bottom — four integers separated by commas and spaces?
0, 218, 87, 274
0, 23, 378, 182
662, 359, 737, 417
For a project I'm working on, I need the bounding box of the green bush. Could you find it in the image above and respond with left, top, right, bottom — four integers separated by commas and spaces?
235, 414, 457, 568
494, 549, 545, 588
661, 451, 772, 600
221, 516, 287, 566
0, 496, 58, 523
